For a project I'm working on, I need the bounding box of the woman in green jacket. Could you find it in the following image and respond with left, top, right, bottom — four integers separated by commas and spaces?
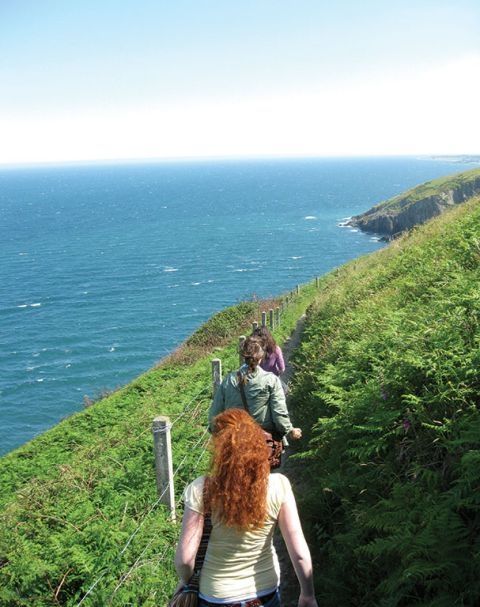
208, 336, 301, 441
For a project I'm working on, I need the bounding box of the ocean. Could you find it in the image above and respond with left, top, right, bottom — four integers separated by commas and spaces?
0, 156, 475, 455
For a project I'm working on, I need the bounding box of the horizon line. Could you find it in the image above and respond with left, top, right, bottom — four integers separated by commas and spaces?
1, 152, 480, 171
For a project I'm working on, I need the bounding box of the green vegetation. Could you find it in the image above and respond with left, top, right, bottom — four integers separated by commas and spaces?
0, 290, 316, 606
291, 196, 480, 606
367, 166, 480, 214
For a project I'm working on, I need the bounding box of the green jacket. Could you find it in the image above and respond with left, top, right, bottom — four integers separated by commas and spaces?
209, 364, 293, 437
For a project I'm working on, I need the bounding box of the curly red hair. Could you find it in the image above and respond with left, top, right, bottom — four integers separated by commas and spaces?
205, 409, 270, 530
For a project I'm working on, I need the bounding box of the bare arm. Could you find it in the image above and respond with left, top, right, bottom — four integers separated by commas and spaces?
278, 493, 318, 607
174, 507, 204, 584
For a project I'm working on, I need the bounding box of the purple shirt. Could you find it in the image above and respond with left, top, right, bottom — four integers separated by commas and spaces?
260, 346, 285, 376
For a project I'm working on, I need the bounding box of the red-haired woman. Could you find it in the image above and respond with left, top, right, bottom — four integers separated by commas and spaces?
175, 409, 318, 607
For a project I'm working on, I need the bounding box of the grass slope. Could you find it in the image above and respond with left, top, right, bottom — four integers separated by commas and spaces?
290, 196, 480, 606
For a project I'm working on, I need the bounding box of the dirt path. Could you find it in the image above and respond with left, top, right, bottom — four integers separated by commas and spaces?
281, 313, 306, 385
275, 314, 308, 606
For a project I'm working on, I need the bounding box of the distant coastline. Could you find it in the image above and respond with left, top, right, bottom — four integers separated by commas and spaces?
346, 167, 480, 239
429, 154, 480, 164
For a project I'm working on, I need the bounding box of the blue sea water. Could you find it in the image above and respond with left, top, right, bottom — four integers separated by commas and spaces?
0, 156, 475, 455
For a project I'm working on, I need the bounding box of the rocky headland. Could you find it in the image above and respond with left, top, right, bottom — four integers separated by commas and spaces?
346, 167, 480, 238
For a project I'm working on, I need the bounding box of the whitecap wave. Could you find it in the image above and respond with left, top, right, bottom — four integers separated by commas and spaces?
290, 256, 303, 260
304, 216, 317, 220
17, 304, 28, 308
30, 303, 41, 307
191, 282, 201, 285
164, 267, 178, 272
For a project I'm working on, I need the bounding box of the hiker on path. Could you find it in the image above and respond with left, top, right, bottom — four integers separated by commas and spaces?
208, 336, 301, 442
175, 409, 318, 607
252, 326, 286, 377
252, 326, 288, 395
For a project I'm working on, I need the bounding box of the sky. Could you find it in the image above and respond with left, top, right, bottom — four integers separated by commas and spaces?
1, 0, 479, 165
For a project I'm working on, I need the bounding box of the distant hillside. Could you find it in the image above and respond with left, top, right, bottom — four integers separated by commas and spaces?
347, 167, 480, 237
291, 195, 480, 605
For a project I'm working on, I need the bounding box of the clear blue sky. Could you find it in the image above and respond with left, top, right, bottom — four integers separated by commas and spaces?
1, 0, 479, 164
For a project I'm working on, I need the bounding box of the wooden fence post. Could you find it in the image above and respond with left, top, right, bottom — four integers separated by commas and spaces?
211, 358, 222, 394
275, 306, 280, 327
152, 416, 176, 521
238, 335, 246, 366
252, 321, 258, 332
269, 309, 274, 329
315, 276, 319, 288
296, 284, 300, 295
261, 311, 267, 327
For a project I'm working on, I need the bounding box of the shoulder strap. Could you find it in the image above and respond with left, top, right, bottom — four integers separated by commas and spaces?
237, 371, 249, 413
193, 514, 212, 573
192, 480, 213, 576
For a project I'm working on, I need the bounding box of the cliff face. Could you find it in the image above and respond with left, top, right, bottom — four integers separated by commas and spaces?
348, 168, 480, 237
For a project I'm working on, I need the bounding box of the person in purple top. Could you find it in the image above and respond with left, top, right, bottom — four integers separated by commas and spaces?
252, 326, 286, 376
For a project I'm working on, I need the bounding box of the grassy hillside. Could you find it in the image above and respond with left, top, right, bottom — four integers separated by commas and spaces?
365, 166, 480, 214
0, 288, 318, 606
290, 196, 480, 606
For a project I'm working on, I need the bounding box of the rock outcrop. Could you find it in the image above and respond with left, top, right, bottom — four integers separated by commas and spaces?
347, 168, 480, 238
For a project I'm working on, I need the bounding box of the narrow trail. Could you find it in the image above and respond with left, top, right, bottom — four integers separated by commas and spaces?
281, 313, 307, 385
274, 313, 309, 606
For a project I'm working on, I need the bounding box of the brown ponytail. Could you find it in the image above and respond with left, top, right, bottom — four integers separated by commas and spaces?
240, 336, 264, 373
